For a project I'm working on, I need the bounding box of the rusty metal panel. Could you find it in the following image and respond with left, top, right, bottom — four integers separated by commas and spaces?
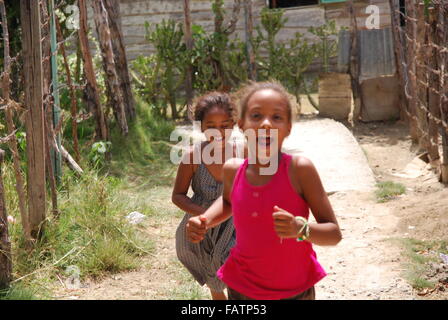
359, 27, 396, 81
337, 29, 351, 73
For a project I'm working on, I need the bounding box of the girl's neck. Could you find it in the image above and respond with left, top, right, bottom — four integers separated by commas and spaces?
247, 152, 282, 175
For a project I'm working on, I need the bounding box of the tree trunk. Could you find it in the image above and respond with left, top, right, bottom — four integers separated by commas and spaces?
347, 0, 362, 122
92, 0, 128, 135
103, 0, 136, 121
20, 0, 47, 241
0, 149, 12, 289
78, 0, 108, 141
0, 0, 30, 242
183, 0, 194, 119
166, 67, 178, 120
213, 0, 241, 91
223, 0, 241, 36
40, 0, 51, 107
56, 17, 80, 163
40, 0, 59, 217
244, 0, 256, 80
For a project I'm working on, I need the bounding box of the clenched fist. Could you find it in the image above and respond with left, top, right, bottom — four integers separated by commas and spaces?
186, 215, 208, 243
272, 205, 304, 239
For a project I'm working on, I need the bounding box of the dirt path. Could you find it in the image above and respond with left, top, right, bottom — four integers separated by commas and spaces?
286, 118, 414, 299
314, 190, 413, 299
54, 118, 447, 300
283, 118, 376, 193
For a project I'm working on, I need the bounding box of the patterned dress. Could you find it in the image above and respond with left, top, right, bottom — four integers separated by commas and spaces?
175, 162, 236, 292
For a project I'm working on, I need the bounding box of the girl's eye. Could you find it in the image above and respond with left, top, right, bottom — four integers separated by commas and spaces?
273, 114, 283, 121
250, 113, 261, 119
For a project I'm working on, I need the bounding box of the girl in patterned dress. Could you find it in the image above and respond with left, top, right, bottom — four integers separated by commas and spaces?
172, 91, 242, 300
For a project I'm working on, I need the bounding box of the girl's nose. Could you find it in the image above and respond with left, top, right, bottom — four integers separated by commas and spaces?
260, 117, 272, 129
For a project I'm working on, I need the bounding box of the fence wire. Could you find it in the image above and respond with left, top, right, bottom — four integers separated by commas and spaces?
391, 0, 448, 179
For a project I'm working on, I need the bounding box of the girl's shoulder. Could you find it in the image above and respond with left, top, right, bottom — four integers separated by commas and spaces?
287, 154, 320, 197
290, 154, 315, 170
223, 157, 245, 181
288, 154, 320, 181
222, 157, 245, 199
289, 154, 322, 187
179, 144, 203, 171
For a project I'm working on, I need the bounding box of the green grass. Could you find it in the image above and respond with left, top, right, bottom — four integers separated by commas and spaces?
392, 238, 448, 291
3, 165, 155, 296
375, 181, 406, 203
0, 97, 178, 299
166, 259, 209, 300
0, 283, 38, 300
108, 97, 175, 173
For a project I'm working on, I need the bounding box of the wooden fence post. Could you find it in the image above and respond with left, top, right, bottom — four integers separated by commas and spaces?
405, 0, 420, 144
415, 3, 431, 154
49, 0, 63, 185
389, 0, 409, 122
20, 0, 47, 240
0, 149, 12, 290
347, 0, 363, 122
438, 3, 448, 183
427, 7, 441, 163
92, 0, 128, 135
103, 0, 136, 121
0, 0, 30, 241
78, 0, 108, 142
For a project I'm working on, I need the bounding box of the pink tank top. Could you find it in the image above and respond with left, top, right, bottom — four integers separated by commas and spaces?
217, 153, 326, 299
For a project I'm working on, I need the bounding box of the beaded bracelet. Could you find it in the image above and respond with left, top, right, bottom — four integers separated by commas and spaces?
298, 224, 310, 241
295, 216, 310, 242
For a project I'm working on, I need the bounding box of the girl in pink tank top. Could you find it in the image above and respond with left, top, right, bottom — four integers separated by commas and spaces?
186, 82, 342, 300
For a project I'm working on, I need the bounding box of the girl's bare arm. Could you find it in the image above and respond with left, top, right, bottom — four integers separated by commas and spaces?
171, 151, 205, 217
204, 157, 243, 227
274, 156, 342, 246
186, 158, 243, 242
295, 156, 342, 246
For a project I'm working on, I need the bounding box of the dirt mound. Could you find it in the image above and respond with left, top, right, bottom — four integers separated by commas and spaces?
394, 188, 448, 240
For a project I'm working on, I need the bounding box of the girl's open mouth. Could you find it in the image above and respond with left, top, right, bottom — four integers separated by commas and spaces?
257, 136, 272, 147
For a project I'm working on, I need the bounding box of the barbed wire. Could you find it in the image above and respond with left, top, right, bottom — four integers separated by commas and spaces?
391, 2, 448, 164
1, 0, 83, 162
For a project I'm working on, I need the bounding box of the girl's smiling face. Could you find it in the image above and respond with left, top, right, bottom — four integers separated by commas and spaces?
201, 106, 234, 146
239, 89, 292, 159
